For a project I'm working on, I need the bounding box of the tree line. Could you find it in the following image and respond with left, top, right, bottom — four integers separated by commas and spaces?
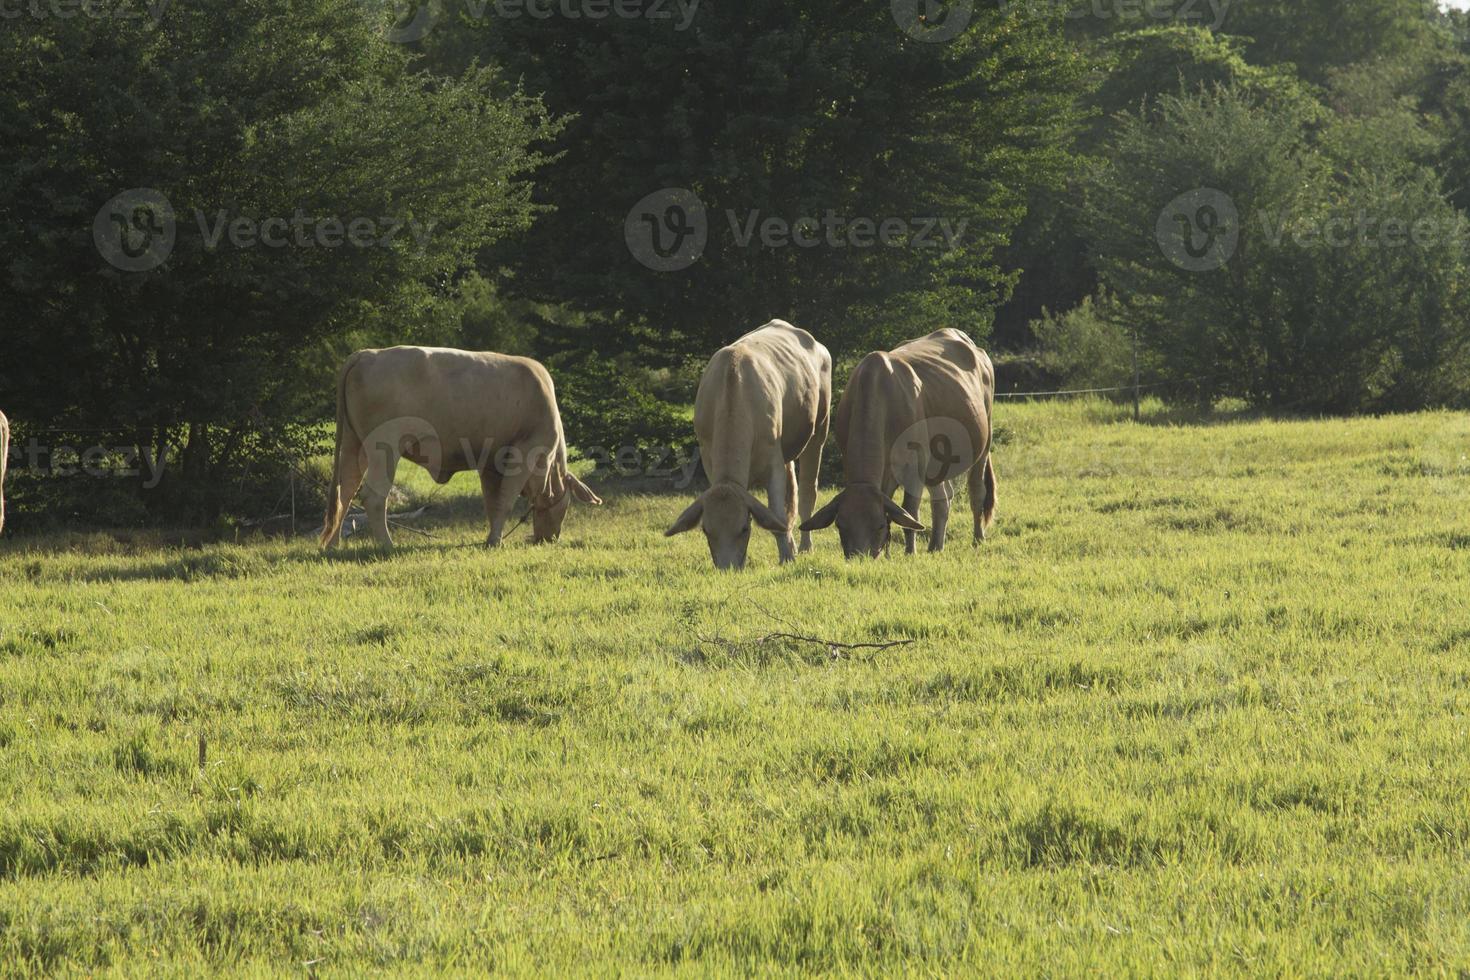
3, 0, 1469, 523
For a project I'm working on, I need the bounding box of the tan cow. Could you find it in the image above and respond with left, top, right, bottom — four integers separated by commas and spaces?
0, 410, 8, 536
666, 320, 831, 569
800, 328, 996, 558
319, 347, 600, 550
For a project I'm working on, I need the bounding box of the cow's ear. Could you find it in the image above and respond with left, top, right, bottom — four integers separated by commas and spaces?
883, 497, 925, 531
665, 495, 705, 536
741, 490, 789, 534
799, 494, 842, 532
568, 473, 602, 505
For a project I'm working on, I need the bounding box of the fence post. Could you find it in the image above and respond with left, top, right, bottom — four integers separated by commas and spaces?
1132, 328, 1140, 421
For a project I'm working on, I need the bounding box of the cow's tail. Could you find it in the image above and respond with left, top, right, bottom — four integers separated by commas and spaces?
319, 355, 363, 548
0, 412, 8, 537
981, 453, 996, 530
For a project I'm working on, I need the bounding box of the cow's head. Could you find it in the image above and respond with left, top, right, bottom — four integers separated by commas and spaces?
798, 484, 924, 559
665, 483, 788, 570
529, 467, 602, 544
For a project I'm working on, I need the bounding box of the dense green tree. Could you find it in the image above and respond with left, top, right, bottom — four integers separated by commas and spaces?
0, 0, 556, 519
1087, 85, 1470, 412
1217, 0, 1438, 83
995, 26, 1310, 345
423, 0, 1086, 358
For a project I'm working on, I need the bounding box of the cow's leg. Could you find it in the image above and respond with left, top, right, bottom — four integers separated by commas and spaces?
766, 464, 797, 563
322, 433, 368, 549
902, 488, 922, 555
323, 448, 367, 549
968, 456, 990, 545
478, 468, 503, 545
361, 444, 399, 548
796, 428, 825, 554
928, 480, 953, 553
485, 465, 532, 548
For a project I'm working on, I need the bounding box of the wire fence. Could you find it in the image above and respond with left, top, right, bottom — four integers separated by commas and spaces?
994, 375, 1215, 400
5, 371, 1222, 535
14, 374, 1218, 436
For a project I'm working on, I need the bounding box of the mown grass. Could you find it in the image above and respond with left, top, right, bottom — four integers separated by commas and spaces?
3, 399, 1470, 974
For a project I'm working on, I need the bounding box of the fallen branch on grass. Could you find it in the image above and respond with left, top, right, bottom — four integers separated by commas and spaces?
682, 588, 918, 662
692, 627, 917, 661
752, 632, 917, 657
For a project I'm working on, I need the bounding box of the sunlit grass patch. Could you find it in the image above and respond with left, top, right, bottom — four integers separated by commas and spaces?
2, 401, 1470, 972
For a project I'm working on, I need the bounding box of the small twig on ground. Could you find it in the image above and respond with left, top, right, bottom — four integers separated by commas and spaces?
751, 632, 918, 658
681, 586, 917, 662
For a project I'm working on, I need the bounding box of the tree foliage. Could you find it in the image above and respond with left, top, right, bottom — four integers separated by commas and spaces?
1087, 86, 1470, 413
425, 1, 1087, 356
0, 0, 557, 519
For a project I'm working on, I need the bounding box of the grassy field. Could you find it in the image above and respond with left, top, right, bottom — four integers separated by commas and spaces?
4, 399, 1470, 974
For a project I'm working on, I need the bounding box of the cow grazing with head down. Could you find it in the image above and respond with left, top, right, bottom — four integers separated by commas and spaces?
0, 410, 8, 536
666, 320, 832, 570
801, 328, 996, 559
319, 347, 600, 550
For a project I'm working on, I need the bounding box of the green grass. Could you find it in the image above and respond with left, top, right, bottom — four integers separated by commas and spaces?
4, 399, 1470, 974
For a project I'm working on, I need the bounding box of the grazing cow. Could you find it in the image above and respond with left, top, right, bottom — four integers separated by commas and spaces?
0, 410, 7, 536
800, 328, 996, 559
319, 347, 600, 550
666, 320, 832, 569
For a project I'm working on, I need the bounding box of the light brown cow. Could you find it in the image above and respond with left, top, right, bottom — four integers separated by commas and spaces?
666, 320, 831, 569
0, 410, 8, 536
800, 328, 996, 558
320, 347, 600, 550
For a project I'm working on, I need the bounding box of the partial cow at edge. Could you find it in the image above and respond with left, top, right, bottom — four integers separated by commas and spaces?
801, 328, 996, 559
0, 410, 8, 536
320, 347, 601, 550
666, 320, 832, 570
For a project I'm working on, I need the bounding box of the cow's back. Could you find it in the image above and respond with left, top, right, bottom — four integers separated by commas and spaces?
890, 330, 990, 418
695, 321, 829, 472
351, 347, 550, 423
345, 347, 560, 474
890, 330, 993, 480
